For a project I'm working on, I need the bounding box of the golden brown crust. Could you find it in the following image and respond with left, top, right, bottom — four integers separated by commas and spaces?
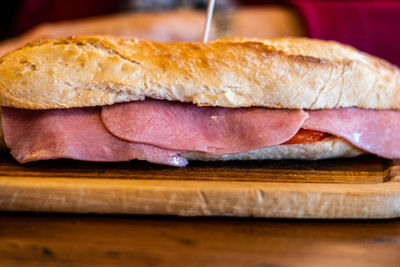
0, 35, 399, 109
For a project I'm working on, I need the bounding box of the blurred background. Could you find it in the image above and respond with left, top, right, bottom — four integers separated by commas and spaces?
0, 0, 399, 66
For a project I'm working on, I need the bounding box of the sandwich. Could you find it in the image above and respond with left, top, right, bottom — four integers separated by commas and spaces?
0, 36, 399, 167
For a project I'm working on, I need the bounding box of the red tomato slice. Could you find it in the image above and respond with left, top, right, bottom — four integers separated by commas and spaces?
283, 129, 330, 145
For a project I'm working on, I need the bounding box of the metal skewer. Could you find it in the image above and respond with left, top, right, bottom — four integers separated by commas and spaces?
202, 0, 216, 43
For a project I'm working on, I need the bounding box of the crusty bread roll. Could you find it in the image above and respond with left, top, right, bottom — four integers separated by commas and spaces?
0, 35, 397, 162
0, 36, 399, 110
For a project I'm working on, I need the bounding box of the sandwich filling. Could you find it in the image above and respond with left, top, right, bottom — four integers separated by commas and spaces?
2, 99, 400, 166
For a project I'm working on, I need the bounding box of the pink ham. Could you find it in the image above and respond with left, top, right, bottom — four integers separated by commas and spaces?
303, 108, 400, 159
1, 107, 187, 166
101, 100, 308, 155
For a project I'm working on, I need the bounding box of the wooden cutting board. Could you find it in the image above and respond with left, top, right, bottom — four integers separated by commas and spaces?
0, 152, 399, 218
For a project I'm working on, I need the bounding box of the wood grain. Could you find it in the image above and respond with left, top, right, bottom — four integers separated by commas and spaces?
1, 213, 400, 267
0, 152, 399, 218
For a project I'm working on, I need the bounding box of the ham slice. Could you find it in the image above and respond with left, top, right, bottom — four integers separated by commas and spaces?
101, 100, 309, 155
1, 107, 187, 166
303, 108, 400, 159
3, 99, 400, 165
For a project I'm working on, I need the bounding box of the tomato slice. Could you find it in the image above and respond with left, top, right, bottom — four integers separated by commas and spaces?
283, 129, 330, 145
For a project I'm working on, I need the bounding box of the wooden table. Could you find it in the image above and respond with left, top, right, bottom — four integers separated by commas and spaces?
1, 212, 400, 266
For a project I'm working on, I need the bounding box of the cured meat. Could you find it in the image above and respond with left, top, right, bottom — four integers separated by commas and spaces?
101, 100, 309, 155
1, 107, 187, 166
4, 99, 400, 165
303, 108, 400, 159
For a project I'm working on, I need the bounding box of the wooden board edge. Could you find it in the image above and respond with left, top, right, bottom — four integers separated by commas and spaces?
387, 164, 400, 182
1, 177, 399, 218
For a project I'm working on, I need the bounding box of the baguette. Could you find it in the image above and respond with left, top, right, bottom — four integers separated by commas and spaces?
0, 36, 398, 165
0, 36, 399, 109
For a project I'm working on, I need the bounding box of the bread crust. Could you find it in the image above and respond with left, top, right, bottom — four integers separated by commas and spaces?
182, 137, 364, 161
0, 36, 399, 109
